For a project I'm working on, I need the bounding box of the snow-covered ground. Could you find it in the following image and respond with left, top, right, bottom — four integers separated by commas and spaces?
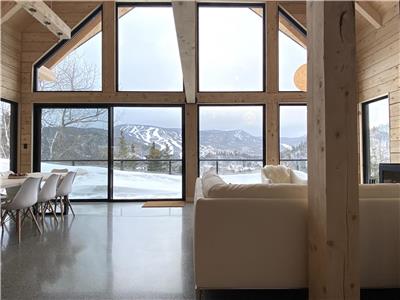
41, 163, 263, 199
0, 158, 10, 173
2, 160, 307, 199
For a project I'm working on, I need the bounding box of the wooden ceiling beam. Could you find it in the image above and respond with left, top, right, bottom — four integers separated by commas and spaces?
355, 1, 382, 29
16, 0, 71, 40
172, 0, 196, 104
1, 1, 21, 24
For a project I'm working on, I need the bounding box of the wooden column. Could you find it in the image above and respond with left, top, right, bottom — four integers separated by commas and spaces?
266, 99, 279, 165
102, 1, 115, 93
266, 2, 279, 165
307, 2, 359, 299
185, 103, 198, 202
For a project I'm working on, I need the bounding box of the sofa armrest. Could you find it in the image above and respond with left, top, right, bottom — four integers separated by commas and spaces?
194, 197, 308, 289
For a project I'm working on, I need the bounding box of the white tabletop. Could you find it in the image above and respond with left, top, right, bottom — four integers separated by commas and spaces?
0, 172, 64, 189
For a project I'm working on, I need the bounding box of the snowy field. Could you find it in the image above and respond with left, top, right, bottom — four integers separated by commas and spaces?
2, 160, 307, 199
41, 163, 263, 199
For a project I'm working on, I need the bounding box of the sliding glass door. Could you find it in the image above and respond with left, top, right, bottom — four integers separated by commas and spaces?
34, 105, 184, 200
37, 107, 109, 199
112, 107, 183, 199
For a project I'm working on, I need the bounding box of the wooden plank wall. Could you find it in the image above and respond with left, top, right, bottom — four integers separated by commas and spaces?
356, 1, 400, 164
1, 25, 21, 102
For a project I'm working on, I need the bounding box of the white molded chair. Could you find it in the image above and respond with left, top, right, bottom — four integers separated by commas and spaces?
1, 177, 42, 243
37, 174, 60, 225
56, 171, 76, 217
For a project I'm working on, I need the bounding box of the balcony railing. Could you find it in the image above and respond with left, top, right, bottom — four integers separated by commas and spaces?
199, 158, 264, 174
41, 159, 183, 175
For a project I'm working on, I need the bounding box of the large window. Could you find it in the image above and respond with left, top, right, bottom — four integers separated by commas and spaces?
34, 7, 102, 92
362, 97, 390, 183
34, 105, 184, 200
198, 4, 264, 91
279, 105, 307, 173
113, 107, 183, 199
0, 99, 17, 172
117, 4, 183, 91
278, 11, 307, 91
37, 107, 109, 199
199, 105, 264, 183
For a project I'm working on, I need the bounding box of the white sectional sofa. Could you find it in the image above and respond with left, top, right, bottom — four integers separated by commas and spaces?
193, 173, 400, 292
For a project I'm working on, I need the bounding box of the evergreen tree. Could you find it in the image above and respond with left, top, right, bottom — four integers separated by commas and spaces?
118, 129, 129, 159
146, 142, 162, 172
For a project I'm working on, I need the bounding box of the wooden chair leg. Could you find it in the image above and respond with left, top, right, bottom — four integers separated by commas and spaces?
28, 207, 42, 235
16, 209, 21, 244
65, 196, 75, 216
60, 197, 64, 220
47, 202, 59, 224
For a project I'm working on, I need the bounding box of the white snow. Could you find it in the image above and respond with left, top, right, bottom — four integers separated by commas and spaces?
0, 158, 10, 173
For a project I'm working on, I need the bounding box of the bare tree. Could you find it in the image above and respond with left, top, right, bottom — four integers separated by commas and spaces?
0, 102, 11, 159
42, 108, 107, 160
38, 51, 99, 91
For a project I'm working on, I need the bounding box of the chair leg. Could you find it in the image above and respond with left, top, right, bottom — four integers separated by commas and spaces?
60, 197, 64, 220
28, 207, 42, 235
16, 209, 21, 244
47, 201, 59, 224
65, 196, 75, 216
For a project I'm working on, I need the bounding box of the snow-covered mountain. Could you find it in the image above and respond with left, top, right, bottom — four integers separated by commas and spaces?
115, 124, 182, 158
42, 124, 309, 161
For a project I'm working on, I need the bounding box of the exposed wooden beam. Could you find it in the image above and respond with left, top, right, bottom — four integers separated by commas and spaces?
355, 1, 382, 29
17, 0, 71, 40
172, 0, 196, 103
307, 1, 359, 299
279, 15, 306, 48
38, 66, 56, 82
1, 1, 21, 24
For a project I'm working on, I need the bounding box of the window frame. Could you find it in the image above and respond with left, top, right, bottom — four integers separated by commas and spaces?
361, 95, 390, 183
197, 2, 266, 93
1, 98, 18, 172
33, 103, 186, 201
197, 104, 266, 177
115, 2, 184, 92
33, 5, 103, 92
278, 6, 307, 92
278, 103, 308, 168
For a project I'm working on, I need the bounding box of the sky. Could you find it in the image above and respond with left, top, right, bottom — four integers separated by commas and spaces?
368, 97, 390, 128
44, 6, 308, 137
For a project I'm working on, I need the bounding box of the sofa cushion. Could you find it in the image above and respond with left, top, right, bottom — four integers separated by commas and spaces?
290, 170, 308, 185
201, 169, 227, 198
207, 182, 308, 199
359, 184, 400, 199
262, 165, 291, 184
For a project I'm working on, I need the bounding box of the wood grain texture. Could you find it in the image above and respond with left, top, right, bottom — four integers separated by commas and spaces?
172, 0, 196, 103
307, 1, 359, 299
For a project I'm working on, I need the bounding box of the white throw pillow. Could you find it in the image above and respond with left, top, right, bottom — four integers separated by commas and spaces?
201, 168, 227, 197
290, 169, 308, 185
261, 165, 291, 184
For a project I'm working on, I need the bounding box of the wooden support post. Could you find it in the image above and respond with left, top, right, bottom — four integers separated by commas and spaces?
102, 1, 116, 93
185, 104, 198, 202
266, 99, 279, 165
307, 2, 359, 299
172, 0, 196, 104
266, 2, 279, 165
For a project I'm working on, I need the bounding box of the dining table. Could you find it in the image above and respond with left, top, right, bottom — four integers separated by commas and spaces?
0, 172, 66, 189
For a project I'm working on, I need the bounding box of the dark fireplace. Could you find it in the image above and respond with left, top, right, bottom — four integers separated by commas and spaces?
379, 163, 400, 183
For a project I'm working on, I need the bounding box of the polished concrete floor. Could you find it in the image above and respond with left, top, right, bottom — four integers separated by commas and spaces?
1, 203, 398, 300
